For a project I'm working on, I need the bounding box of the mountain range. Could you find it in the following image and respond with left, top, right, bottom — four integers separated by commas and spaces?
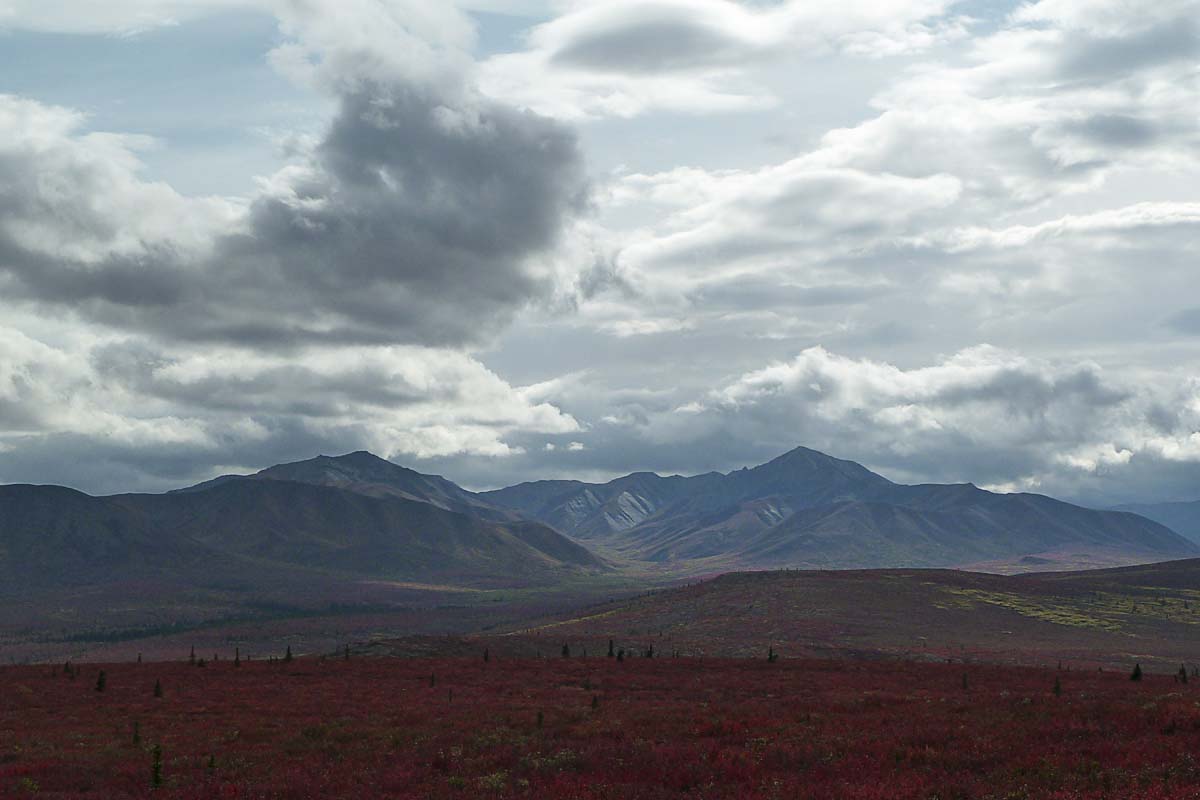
483, 447, 1195, 569
1, 447, 1195, 598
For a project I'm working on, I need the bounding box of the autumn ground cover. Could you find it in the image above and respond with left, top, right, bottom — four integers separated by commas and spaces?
4, 655, 1200, 799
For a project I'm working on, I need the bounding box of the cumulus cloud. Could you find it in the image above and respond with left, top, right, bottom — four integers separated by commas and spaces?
0, 0, 589, 349
2, 0, 1199, 506
570, 345, 1200, 505
0, 323, 579, 493
0, 0, 596, 490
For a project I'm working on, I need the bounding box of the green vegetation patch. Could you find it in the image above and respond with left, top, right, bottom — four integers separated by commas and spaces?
938, 588, 1126, 632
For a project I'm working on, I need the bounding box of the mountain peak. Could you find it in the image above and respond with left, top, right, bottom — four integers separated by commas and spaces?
754, 446, 892, 485
321, 450, 391, 465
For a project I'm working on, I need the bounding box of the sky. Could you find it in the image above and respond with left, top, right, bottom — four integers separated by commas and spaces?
0, 0, 1198, 506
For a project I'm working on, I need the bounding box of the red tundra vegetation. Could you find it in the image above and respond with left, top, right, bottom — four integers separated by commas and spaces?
4, 655, 1200, 799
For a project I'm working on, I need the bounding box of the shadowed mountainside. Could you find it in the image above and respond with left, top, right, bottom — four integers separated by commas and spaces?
0, 467, 606, 595
483, 446, 1197, 569
1114, 500, 1200, 545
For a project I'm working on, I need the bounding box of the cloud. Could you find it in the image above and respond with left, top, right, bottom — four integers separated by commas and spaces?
0, 1, 590, 349
480, 0, 966, 119
0, 0, 262, 34
0, 324, 579, 493
577, 345, 1200, 505
0, 0, 596, 492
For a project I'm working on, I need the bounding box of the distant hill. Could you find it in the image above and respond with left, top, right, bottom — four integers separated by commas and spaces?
459, 559, 1200, 667
176, 451, 514, 520
1113, 500, 1200, 545
0, 461, 606, 595
484, 446, 1197, 569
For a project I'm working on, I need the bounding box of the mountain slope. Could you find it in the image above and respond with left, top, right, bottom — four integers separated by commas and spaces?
178, 451, 512, 520
0, 485, 211, 590
1113, 500, 1200, 545
120, 479, 605, 582
486, 446, 1197, 569
0, 477, 607, 596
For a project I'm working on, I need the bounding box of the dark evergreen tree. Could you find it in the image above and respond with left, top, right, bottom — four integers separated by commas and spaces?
1131, 663, 1143, 681
284, 646, 293, 663
151, 745, 163, 789
154, 679, 163, 698
483, 648, 490, 663
562, 643, 570, 658
608, 639, 615, 658
95, 670, 107, 692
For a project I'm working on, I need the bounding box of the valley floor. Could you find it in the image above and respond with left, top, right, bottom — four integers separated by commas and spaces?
4, 656, 1200, 798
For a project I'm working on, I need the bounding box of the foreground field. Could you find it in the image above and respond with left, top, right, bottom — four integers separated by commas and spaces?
5, 657, 1200, 798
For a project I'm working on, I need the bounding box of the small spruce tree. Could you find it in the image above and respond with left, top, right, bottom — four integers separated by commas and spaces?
1131, 663, 1143, 682
189, 646, 196, 667
284, 646, 293, 663
1053, 676, 1062, 696
95, 670, 107, 693
151, 745, 163, 789
483, 647, 490, 663
562, 643, 570, 658
154, 679, 163, 698
607, 639, 615, 658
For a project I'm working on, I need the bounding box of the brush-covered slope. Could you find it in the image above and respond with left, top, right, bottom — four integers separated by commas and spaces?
486, 446, 1197, 569
490, 559, 1200, 666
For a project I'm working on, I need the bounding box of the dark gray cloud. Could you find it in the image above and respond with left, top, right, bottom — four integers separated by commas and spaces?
0, 77, 588, 349
551, 18, 751, 74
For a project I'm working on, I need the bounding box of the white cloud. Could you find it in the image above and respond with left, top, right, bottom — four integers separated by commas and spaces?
0, 328, 581, 491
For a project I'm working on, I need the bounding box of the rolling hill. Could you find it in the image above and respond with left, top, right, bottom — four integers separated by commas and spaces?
484, 446, 1197, 569
454, 558, 1200, 668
